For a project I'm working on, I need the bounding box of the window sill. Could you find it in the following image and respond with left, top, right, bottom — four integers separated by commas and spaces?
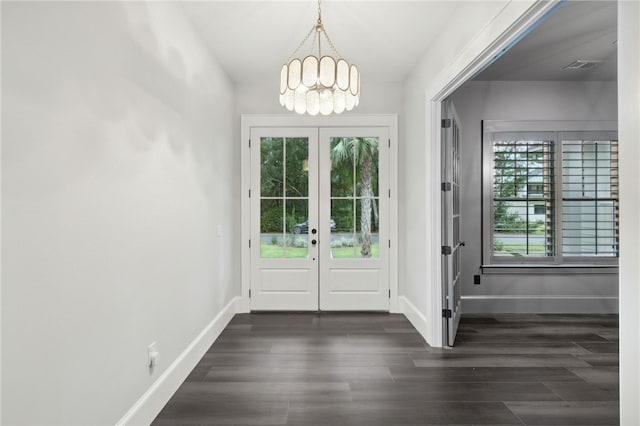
481, 264, 619, 275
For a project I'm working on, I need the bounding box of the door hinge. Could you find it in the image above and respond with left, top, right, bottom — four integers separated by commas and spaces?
441, 118, 452, 128
389, 289, 391, 298
388, 189, 391, 198
249, 239, 251, 248
441, 245, 452, 255
442, 309, 452, 318
441, 182, 452, 192
249, 189, 251, 198
388, 139, 391, 147
388, 240, 391, 248
249, 289, 251, 298
249, 139, 251, 148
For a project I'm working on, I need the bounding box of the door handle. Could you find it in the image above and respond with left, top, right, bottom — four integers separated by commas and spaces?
460, 241, 466, 247
311, 239, 317, 245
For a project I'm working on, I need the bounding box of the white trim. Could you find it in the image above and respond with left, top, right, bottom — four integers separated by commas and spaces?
398, 296, 429, 342
116, 296, 241, 426
424, 0, 561, 348
240, 114, 399, 313
462, 295, 618, 314
618, 1, 640, 423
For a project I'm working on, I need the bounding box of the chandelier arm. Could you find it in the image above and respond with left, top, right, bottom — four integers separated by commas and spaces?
288, 24, 317, 61
321, 28, 342, 59
309, 28, 318, 57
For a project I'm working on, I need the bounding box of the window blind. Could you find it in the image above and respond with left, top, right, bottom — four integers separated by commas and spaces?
561, 139, 619, 257
492, 138, 555, 257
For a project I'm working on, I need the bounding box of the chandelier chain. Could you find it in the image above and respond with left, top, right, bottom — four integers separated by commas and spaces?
286, 0, 342, 61
321, 28, 342, 58
288, 24, 316, 60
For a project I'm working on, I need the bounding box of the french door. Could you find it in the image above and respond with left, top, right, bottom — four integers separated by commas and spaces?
441, 101, 463, 346
250, 126, 389, 311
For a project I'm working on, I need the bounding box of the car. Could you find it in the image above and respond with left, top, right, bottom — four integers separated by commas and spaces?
293, 219, 336, 234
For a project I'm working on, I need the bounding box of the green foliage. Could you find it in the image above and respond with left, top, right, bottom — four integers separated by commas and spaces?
330, 137, 379, 257
258, 136, 380, 246
261, 208, 282, 233
492, 144, 547, 235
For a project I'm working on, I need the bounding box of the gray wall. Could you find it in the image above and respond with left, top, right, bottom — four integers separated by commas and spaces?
450, 80, 618, 313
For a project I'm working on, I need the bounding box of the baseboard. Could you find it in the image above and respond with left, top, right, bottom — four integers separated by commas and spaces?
116, 296, 242, 426
462, 295, 619, 314
398, 296, 431, 345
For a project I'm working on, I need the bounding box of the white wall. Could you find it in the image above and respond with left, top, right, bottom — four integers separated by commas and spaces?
401, 0, 544, 344
450, 80, 618, 313
618, 1, 640, 424
1, 2, 238, 425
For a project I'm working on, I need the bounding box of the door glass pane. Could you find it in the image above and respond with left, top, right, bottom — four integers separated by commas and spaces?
355, 137, 380, 197
285, 199, 309, 258
260, 138, 283, 197
329, 136, 380, 259
260, 199, 284, 258
356, 198, 380, 258
330, 139, 354, 197
330, 199, 356, 258
285, 137, 309, 197
260, 137, 309, 259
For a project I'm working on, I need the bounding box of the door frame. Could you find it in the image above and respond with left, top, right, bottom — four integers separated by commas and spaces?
426, 1, 561, 346
240, 114, 399, 313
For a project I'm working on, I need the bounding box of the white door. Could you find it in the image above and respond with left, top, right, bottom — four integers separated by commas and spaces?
319, 127, 389, 311
441, 101, 463, 346
250, 126, 389, 311
250, 128, 319, 310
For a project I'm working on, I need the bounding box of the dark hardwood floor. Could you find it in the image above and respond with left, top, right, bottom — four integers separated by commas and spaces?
152, 313, 619, 425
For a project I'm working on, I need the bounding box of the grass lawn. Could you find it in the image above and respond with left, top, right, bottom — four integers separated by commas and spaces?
261, 243, 380, 259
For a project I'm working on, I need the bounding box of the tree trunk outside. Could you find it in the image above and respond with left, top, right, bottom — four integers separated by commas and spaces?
360, 152, 373, 257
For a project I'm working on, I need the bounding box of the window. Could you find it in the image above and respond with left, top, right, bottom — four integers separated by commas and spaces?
483, 122, 618, 266
561, 137, 618, 257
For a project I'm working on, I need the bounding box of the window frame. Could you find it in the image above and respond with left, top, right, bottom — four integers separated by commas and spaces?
482, 120, 618, 268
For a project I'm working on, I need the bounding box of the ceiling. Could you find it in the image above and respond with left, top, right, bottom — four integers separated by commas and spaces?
473, 0, 617, 81
181, 1, 617, 86
181, 1, 459, 84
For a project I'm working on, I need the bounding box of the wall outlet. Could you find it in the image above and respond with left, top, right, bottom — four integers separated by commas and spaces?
474, 274, 481, 285
148, 342, 159, 367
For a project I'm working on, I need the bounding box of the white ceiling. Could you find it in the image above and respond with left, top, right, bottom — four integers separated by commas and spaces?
181, 0, 618, 86
473, 0, 617, 81
181, 1, 459, 84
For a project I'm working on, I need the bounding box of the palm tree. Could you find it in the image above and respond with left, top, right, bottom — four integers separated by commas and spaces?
331, 137, 378, 257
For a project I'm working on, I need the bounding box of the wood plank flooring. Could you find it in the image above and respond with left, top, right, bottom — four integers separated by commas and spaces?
152, 313, 619, 425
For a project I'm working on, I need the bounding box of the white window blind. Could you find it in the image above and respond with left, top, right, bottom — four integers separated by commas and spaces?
561, 137, 619, 257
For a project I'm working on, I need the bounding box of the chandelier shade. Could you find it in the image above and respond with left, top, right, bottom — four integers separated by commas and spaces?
279, 0, 360, 115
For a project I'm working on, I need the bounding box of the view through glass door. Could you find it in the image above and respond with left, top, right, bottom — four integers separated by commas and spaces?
250, 127, 389, 311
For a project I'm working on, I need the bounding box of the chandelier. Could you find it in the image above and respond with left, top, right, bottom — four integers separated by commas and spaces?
279, 0, 360, 115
